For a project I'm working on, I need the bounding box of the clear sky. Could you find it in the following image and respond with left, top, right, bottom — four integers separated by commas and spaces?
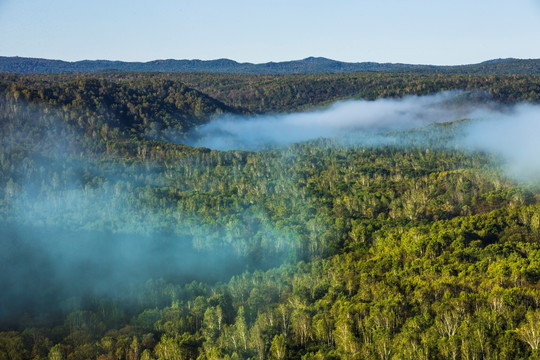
0, 0, 539, 65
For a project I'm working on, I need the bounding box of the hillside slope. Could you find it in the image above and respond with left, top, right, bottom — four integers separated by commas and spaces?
0, 75, 235, 145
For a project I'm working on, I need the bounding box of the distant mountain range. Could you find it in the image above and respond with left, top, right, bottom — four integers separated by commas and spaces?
1, 56, 539, 75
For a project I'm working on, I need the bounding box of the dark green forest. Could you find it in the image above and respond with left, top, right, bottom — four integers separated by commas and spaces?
1, 56, 539, 75
0, 72, 539, 360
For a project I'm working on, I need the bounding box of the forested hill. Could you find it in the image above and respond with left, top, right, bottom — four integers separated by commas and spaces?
1, 56, 540, 75
3, 72, 539, 117
0, 76, 235, 143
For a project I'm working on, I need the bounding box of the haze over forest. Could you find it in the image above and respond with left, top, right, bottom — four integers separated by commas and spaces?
0, 56, 539, 360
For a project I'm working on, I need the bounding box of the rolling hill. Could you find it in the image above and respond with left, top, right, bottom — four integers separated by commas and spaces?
1, 56, 539, 74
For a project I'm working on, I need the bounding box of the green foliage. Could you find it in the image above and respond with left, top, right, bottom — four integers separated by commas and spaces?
0, 71, 539, 359
166, 72, 540, 113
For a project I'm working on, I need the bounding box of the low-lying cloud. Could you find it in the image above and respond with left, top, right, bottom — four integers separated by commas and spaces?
186, 92, 488, 150
186, 92, 540, 181
461, 104, 540, 181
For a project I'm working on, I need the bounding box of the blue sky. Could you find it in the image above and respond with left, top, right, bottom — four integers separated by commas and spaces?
0, 0, 539, 65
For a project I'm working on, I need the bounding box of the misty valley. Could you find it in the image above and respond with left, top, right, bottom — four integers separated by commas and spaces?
0, 224, 277, 326
1, 72, 540, 359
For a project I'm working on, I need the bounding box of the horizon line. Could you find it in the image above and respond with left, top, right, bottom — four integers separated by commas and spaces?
1, 55, 534, 68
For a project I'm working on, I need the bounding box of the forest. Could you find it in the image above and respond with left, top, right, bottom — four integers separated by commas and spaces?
1, 56, 539, 75
0, 71, 539, 360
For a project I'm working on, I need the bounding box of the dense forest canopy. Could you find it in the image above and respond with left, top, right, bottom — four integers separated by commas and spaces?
3, 71, 538, 115
0, 71, 539, 359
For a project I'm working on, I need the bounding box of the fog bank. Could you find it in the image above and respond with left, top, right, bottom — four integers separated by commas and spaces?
186, 92, 491, 150
461, 104, 540, 181
186, 92, 540, 181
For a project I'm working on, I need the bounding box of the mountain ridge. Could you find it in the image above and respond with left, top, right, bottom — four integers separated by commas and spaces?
1, 56, 539, 75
